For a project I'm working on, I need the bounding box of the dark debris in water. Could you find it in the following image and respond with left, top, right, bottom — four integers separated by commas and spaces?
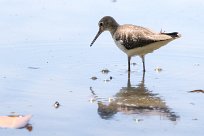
103, 79, 111, 82
190, 102, 195, 105
28, 66, 40, 70
133, 118, 144, 123
54, 101, 60, 108
155, 67, 163, 72
90, 76, 98, 80
101, 69, 110, 74
26, 124, 33, 132
194, 63, 200, 66
189, 89, 204, 93
103, 76, 113, 82
91, 69, 113, 82
131, 62, 137, 66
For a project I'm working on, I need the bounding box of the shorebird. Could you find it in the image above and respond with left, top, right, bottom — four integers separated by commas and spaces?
90, 16, 180, 72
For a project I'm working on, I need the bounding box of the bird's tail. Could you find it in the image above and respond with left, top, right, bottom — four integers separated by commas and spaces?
161, 32, 181, 38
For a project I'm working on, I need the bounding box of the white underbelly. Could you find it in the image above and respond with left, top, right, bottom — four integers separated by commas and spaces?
114, 39, 173, 57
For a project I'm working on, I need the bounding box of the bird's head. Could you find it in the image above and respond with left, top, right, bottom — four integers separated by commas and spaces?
90, 16, 119, 47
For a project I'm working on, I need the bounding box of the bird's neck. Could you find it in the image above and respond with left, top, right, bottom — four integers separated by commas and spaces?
109, 23, 119, 36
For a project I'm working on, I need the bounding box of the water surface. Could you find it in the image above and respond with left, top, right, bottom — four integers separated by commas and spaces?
0, 0, 204, 135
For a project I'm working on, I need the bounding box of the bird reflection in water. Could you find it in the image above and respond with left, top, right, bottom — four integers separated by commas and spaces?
91, 73, 179, 122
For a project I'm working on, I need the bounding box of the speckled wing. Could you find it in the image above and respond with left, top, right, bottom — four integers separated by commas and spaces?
114, 25, 172, 50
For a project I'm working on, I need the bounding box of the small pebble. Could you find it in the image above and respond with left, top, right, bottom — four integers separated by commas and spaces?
194, 64, 200, 66
103, 79, 110, 82
132, 62, 137, 66
90, 76, 98, 80
26, 124, 33, 132
28, 66, 40, 69
190, 102, 195, 105
155, 67, 162, 72
28, 67, 40, 69
133, 118, 144, 123
101, 69, 110, 74
54, 101, 60, 108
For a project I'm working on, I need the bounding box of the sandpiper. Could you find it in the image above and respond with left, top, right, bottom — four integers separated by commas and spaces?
90, 16, 180, 72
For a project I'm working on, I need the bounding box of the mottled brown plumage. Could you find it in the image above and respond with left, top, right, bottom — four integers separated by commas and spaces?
90, 16, 180, 72
114, 24, 174, 49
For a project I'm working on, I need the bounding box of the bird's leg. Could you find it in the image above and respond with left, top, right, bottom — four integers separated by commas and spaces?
142, 70, 145, 83
141, 55, 146, 72
128, 56, 131, 72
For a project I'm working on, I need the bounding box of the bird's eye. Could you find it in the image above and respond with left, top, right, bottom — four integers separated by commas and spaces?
99, 22, 103, 27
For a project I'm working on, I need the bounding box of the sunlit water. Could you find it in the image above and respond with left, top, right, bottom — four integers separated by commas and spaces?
0, 0, 204, 135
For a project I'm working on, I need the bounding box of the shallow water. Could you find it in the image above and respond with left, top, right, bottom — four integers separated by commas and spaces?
0, 0, 204, 135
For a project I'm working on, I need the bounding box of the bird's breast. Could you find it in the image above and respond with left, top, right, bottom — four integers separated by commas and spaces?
113, 37, 128, 54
